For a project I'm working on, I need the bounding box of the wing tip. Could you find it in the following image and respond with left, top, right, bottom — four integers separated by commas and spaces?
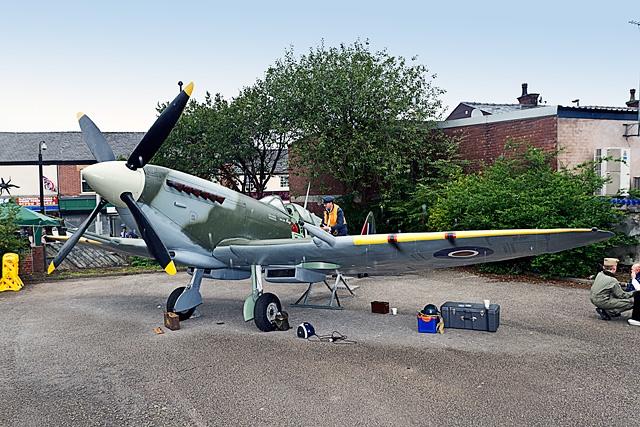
47, 262, 56, 275
77, 112, 85, 120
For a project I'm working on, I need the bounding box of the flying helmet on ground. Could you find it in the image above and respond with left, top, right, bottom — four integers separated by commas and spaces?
421, 304, 439, 315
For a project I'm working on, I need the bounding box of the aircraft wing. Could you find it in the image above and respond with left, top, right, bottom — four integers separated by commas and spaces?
212, 228, 613, 275
47, 231, 151, 258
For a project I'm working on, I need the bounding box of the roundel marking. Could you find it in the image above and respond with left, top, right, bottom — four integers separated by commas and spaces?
433, 246, 494, 259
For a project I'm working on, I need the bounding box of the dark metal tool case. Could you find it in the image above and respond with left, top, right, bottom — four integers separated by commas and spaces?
440, 302, 500, 332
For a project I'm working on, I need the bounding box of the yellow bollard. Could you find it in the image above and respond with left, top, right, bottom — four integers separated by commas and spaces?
0, 253, 24, 292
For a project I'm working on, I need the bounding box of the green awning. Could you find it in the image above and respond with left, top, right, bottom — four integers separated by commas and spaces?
58, 197, 114, 212
0, 203, 60, 226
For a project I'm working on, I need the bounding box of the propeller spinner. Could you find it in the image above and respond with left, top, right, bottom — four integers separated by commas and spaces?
48, 82, 194, 275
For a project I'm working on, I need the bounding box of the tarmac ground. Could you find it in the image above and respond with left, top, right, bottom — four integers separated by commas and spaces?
1, 268, 639, 426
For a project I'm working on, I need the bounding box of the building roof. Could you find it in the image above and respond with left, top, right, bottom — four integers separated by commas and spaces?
448, 102, 533, 119
0, 132, 144, 165
233, 150, 289, 175
445, 82, 639, 122
271, 152, 289, 174
442, 103, 639, 128
558, 105, 638, 121
0, 131, 290, 173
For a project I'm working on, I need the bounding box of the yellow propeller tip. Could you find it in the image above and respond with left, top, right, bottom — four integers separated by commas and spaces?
184, 82, 194, 97
47, 262, 56, 275
77, 112, 85, 120
165, 261, 177, 276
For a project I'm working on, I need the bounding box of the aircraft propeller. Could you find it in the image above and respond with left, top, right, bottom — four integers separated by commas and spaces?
78, 113, 116, 162
126, 82, 193, 170
120, 192, 176, 275
48, 82, 194, 276
48, 198, 108, 274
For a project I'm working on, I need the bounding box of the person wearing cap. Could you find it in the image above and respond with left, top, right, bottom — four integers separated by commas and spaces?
626, 263, 640, 326
320, 196, 347, 236
590, 258, 635, 321
625, 263, 640, 291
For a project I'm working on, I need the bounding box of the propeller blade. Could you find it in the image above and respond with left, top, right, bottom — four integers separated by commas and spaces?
126, 82, 194, 170
48, 198, 109, 274
120, 192, 176, 275
77, 113, 116, 162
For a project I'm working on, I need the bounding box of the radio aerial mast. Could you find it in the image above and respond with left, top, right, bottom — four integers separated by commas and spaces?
626, 21, 640, 137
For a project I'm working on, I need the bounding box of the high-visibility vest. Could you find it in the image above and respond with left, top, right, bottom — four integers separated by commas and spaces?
323, 204, 346, 227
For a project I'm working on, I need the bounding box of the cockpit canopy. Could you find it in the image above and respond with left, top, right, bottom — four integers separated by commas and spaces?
259, 195, 321, 226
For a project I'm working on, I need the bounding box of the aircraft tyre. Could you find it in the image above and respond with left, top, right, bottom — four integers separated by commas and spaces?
254, 293, 281, 332
167, 287, 196, 321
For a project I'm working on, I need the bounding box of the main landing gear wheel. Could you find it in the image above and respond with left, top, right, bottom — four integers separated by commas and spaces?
254, 293, 281, 332
167, 287, 196, 321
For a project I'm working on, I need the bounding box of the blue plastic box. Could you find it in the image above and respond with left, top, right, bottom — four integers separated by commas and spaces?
417, 314, 438, 333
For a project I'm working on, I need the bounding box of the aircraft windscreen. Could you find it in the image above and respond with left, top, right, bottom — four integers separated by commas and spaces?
288, 203, 322, 226
259, 195, 288, 214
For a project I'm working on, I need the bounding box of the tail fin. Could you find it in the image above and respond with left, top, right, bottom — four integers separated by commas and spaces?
360, 212, 376, 235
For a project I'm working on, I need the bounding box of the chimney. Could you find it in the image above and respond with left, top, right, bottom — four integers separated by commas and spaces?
517, 83, 540, 106
626, 88, 638, 108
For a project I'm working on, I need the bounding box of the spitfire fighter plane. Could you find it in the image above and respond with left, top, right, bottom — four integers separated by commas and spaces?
48, 82, 614, 331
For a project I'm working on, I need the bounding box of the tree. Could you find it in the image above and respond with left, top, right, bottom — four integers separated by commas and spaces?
228, 79, 297, 198
424, 142, 622, 277
154, 83, 295, 199
265, 39, 460, 205
0, 202, 30, 260
152, 92, 243, 189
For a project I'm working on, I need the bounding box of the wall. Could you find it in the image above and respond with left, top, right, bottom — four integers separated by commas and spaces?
18, 246, 45, 274
557, 117, 638, 173
288, 147, 346, 216
58, 164, 87, 196
0, 165, 58, 196
442, 116, 558, 171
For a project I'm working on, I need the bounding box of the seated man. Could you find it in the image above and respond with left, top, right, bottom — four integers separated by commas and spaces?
590, 258, 635, 320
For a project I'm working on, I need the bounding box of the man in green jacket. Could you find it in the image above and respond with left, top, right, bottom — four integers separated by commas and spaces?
590, 258, 635, 321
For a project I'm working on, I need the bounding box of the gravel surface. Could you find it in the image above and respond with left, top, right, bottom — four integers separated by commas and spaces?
1, 269, 639, 426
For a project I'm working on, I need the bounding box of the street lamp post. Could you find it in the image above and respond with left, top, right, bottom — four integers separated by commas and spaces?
38, 140, 47, 214
631, 21, 640, 136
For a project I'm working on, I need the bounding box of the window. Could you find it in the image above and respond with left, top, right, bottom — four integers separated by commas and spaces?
279, 175, 289, 188
80, 170, 94, 193
634, 177, 640, 190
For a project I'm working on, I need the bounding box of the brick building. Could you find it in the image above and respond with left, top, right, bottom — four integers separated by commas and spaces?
289, 83, 640, 207
288, 155, 347, 217
0, 132, 143, 234
1, 132, 291, 234
440, 84, 640, 195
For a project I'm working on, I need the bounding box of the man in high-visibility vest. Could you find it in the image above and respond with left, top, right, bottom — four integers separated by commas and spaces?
320, 196, 347, 236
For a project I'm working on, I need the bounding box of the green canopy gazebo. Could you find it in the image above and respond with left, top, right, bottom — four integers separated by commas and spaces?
14, 206, 60, 226
1, 203, 60, 246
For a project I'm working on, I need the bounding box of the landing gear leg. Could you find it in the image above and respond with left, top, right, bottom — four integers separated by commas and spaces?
166, 268, 204, 321
243, 265, 282, 331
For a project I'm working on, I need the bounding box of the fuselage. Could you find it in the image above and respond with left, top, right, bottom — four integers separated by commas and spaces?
83, 161, 301, 255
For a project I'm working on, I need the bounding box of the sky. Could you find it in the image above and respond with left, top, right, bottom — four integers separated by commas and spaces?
1, 0, 639, 132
